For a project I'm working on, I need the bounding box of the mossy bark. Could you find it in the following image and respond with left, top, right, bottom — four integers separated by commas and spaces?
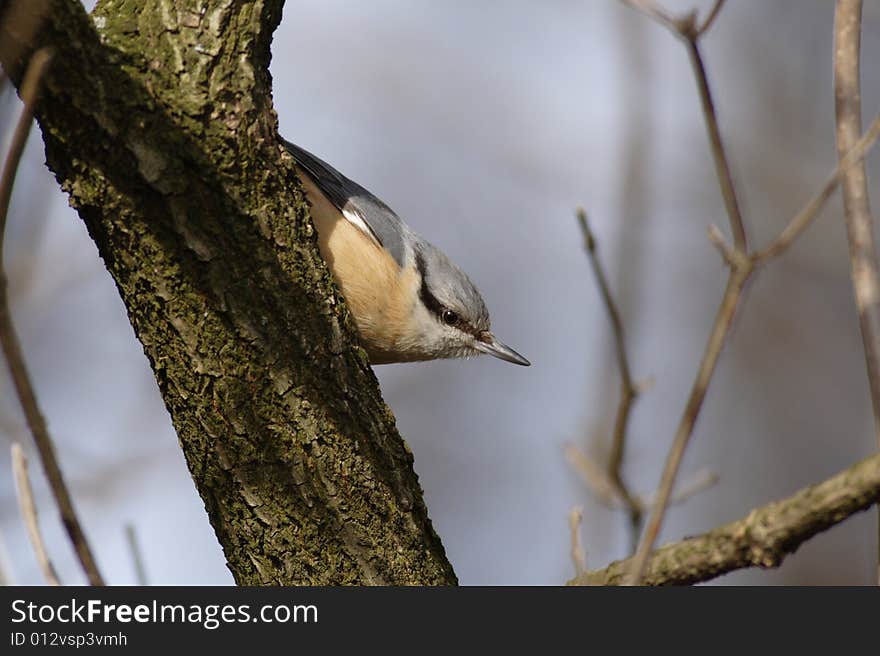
0, 0, 457, 585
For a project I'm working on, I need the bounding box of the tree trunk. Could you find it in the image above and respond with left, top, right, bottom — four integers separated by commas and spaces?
0, 0, 456, 585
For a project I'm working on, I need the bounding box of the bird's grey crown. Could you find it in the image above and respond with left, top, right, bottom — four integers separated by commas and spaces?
414, 240, 490, 333
283, 139, 408, 267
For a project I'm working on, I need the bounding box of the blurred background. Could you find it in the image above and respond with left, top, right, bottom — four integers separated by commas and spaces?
1, 0, 880, 585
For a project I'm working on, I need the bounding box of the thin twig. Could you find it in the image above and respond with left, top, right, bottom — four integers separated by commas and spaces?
753, 114, 880, 264
0, 49, 105, 586
684, 37, 747, 251
833, 0, 880, 586
697, 0, 728, 38
568, 506, 587, 577
619, 0, 680, 33
0, 526, 14, 585
0, 50, 51, 234
627, 267, 750, 584
566, 442, 717, 511
615, 0, 750, 583
11, 443, 60, 585
564, 443, 626, 508
572, 451, 880, 585
637, 468, 718, 509
621, 0, 744, 252
124, 523, 148, 586
576, 209, 644, 545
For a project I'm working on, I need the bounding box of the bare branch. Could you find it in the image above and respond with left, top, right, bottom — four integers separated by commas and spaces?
566, 442, 716, 512
565, 443, 625, 508
626, 266, 750, 584
707, 224, 739, 268
576, 209, 644, 542
617, 0, 880, 585
697, 0, 727, 38
619, 1, 745, 251
684, 37, 747, 251
612, 0, 752, 581
0, 48, 105, 586
753, 114, 880, 264
0, 49, 51, 235
618, 0, 681, 33
833, 0, 880, 585
11, 443, 60, 585
571, 451, 880, 586
124, 523, 148, 586
637, 468, 718, 509
568, 506, 587, 577
619, 0, 726, 40
0, 527, 13, 585
627, 110, 880, 583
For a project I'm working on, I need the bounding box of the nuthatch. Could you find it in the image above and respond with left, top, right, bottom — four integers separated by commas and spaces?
284, 140, 530, 367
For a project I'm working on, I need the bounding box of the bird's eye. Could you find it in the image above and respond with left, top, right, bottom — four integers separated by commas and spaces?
441, 309, 459, 326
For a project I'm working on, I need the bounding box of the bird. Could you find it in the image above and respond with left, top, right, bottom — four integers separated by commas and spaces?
283, 139, 530, 367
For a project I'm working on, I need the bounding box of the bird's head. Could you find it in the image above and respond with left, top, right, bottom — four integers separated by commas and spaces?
406, 241, 530, 366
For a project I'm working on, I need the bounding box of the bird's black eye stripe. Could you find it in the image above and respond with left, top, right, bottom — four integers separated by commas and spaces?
416, 251, 462, 328
415, 252, 445, 315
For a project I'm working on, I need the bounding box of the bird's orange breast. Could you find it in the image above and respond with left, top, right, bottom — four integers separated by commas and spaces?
297, 167, 419, 362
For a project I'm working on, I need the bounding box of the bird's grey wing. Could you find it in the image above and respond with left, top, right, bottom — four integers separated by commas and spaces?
283, 140, 408, 267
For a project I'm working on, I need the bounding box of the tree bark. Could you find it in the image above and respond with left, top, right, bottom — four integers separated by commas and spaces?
0, 0, 456, 585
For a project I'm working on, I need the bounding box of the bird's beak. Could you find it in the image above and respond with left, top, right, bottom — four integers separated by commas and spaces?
474, 332, 530, 366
